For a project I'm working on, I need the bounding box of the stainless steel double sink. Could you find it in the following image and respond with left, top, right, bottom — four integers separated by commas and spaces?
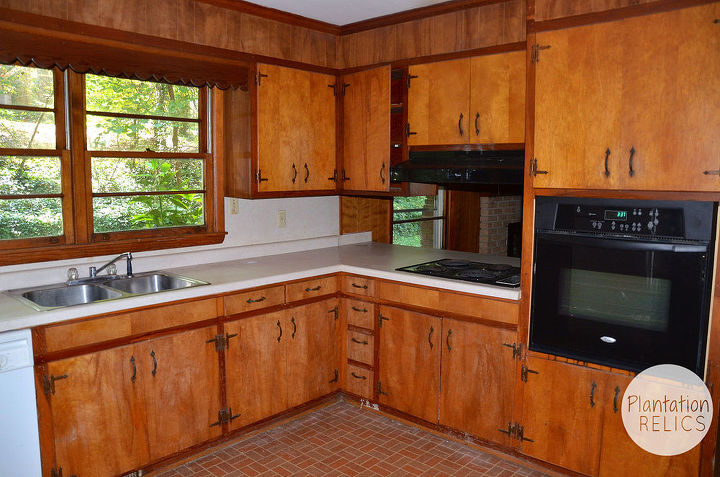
7, 272, 209, 311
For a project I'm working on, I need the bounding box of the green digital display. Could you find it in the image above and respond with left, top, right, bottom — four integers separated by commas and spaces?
604, 210, 628, 221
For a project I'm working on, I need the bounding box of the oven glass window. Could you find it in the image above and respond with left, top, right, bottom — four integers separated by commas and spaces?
558, 268, 671, 332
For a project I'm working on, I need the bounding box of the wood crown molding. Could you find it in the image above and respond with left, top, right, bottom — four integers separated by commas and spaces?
194, 0, 511, 35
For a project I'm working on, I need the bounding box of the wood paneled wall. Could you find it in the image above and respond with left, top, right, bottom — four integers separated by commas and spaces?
337, 0, 526, 68
534, 0, 665, 21
0, 0, 337, 67
445, 190, 481, 253
340, 196, 392, 243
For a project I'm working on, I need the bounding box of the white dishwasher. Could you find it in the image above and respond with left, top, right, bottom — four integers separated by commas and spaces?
0, 329, 42, 477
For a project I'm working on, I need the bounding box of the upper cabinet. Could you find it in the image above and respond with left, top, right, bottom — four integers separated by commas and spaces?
407, 51, 526, 146
224, 64, 337, 197
342, 66, 391, 192
532, 3, 720, 191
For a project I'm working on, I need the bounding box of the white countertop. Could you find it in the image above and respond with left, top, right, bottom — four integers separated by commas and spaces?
0, 243, 521, 333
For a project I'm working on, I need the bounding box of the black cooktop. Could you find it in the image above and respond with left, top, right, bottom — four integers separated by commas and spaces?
396, 259, 521, 288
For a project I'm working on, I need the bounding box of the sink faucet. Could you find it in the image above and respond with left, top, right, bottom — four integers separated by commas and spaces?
89, 252, 133, 278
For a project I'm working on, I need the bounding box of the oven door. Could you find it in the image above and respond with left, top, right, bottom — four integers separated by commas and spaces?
530, 232, 712, 376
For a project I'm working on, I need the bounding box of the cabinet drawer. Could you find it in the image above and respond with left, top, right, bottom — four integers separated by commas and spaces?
286, 276, 337, 302
224, 285, 285, 316
342, 275, 375, 297
347, 330, 374, 365
377, 281, 440, 309
344, 299, 375, 329
440, 293, 519, 325
345, 364, 373, 399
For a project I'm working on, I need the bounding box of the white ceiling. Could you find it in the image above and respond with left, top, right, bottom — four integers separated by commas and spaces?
243, 0, 449, 26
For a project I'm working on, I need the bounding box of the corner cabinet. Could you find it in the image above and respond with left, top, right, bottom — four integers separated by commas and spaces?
532, 3, 720, 191
342, 66, 391, 192
407, 50, 525, 146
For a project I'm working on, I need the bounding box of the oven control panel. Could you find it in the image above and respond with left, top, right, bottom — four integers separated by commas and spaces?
555, 204, 684, 237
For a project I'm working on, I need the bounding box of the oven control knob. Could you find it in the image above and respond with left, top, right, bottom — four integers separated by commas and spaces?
611, 221, 616, 230
654, 218, 659, 226
633, 209, 637, 215
648, 221, 653, 230
597, 222, 603, 229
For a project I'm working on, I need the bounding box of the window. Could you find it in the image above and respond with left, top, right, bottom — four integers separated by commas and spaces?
0, 64, 222, 262
392, 191, 445, 248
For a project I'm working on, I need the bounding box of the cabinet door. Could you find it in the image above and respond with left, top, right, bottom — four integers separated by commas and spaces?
521, 357, 605, 476
438, 319, 516, 447
470, 50, 526, 144
286, 299, 339, 408
617, 3, 720, 191
533, 22, 623, 189
377, 305, 441, 423
343, 66, 390, 192
599, 374, 701, 477
302, 70, 337, 191
47, 345, 149, 476
225, 311, 288, 430
141, 326, 222, 460
408, 58, 470, 146
256, 63, 301, 192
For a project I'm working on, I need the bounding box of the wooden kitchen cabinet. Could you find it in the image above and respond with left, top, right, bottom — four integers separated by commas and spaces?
254, 63, 336, 193
438, 319, 517, 447
533, 3, 720, 191
598, 374, 701, 477
138, 326, 222, 460
225, 310, 288, 430
45, 344, 149, 477
520, 357, 605, 476
407, 51, 525, 146
342, 66, 391, 192
377, 305, 441, 423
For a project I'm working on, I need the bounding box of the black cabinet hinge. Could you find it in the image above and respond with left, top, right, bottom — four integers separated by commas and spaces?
209, 407, 241, 427
531, 44, 551, 64
497, 422, 533, 442
329, 306, 339, 320
521, 364, 539, 383
206, 333, 238, 352
329, 369, 339, 383
43, 374, 68, 395
529, 158, 548, 177
51, 467, 76, 477
328, 83, 350, 96
377, 380, 389, 396
407, 74, 418, 89
256, 72, 268, 85
406, 123, 417, 138
502, 342, 523, 360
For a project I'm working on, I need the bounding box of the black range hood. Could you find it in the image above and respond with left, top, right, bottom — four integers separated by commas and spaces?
390, 149, 524, 185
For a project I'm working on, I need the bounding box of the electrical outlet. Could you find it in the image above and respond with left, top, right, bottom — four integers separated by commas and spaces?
229, 198, 239, 215
277, 210, 287, 228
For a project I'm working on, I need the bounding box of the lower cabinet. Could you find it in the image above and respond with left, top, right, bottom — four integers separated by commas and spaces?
45, 325, 221, 477
438, 319, 517, 447
377, 305, 441, 423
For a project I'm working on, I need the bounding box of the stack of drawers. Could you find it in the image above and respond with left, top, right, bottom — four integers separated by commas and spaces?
341, 276, 375, 400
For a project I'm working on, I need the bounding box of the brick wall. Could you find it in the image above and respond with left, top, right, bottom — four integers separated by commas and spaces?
479, 195, 522, 256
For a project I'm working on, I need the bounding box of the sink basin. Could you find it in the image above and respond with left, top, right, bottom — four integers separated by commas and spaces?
20, 284, 123, 310
103, 273, 208, 295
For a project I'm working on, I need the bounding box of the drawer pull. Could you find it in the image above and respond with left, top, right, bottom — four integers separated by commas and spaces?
351, 282, 368, 289
276, 320, 282, 342
291, 316, 297, 339
130, 356, 136, 383
351, 372, 367, 380
151, 350, 157, 377
446, 329, 452, 351
351, 306, 368, 313
351, 337, 369, 345
428, 326, 434, 349
292, 163, 297, 184
590, 381, 597, 408
246, 296, 266, 304
305, 285, 322, 292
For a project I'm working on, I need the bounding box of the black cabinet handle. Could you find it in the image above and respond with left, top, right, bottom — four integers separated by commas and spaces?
351, 372, 367, 380
474, 112, 480, 136
351, 306, 368, 313
458, 113, 464, 136
151, 350, 157, 377
292, 163, 297, 183
304, 163, 309, 183
246, 296, 266, 304
604, 148, 611, 177
276, 320, 282, 342
428, 326, 434, 349
628, 147, 636, 177
305, 286, 322, 292
130, 356, 136, 383
329, 369, 339, 383
351, 337, 369, 345
613, 386, 621, 413
446, 329, 452, 351
291, 317, 297, 339
351, 282, 368, 289
380, 163, 386, 184
590, 381, 597, 408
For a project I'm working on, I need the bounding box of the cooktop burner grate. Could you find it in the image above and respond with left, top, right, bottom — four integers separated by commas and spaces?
396, 259, 520, 288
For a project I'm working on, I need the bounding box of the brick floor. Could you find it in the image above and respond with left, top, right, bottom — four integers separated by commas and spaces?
157, 401, 550, 477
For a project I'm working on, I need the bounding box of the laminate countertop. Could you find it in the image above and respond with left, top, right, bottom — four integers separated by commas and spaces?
0, 242, 521, 333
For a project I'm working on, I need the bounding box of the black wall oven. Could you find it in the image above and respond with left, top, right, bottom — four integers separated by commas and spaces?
531, 197, 716, 377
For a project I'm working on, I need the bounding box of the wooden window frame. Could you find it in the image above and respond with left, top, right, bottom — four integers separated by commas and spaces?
391, 192, 446, 248
0, 68, 225, 266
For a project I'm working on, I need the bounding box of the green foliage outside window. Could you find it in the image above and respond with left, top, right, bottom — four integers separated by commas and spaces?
392, 195, 442, 248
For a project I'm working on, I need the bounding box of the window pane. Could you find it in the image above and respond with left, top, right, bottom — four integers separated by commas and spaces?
0, 65, 54, 108
93, 194, 205, 233
92, 158, 204, 193
85, 75, 198, 119
0, 156, 61, 194
393, 219, 441, 248
0, 109, 56, 148
0, 198, 63, 240
86, 115, 199, 152
393, 196, 440, 215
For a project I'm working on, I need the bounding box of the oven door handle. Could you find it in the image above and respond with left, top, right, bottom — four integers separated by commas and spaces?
536, 232, 708, 253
